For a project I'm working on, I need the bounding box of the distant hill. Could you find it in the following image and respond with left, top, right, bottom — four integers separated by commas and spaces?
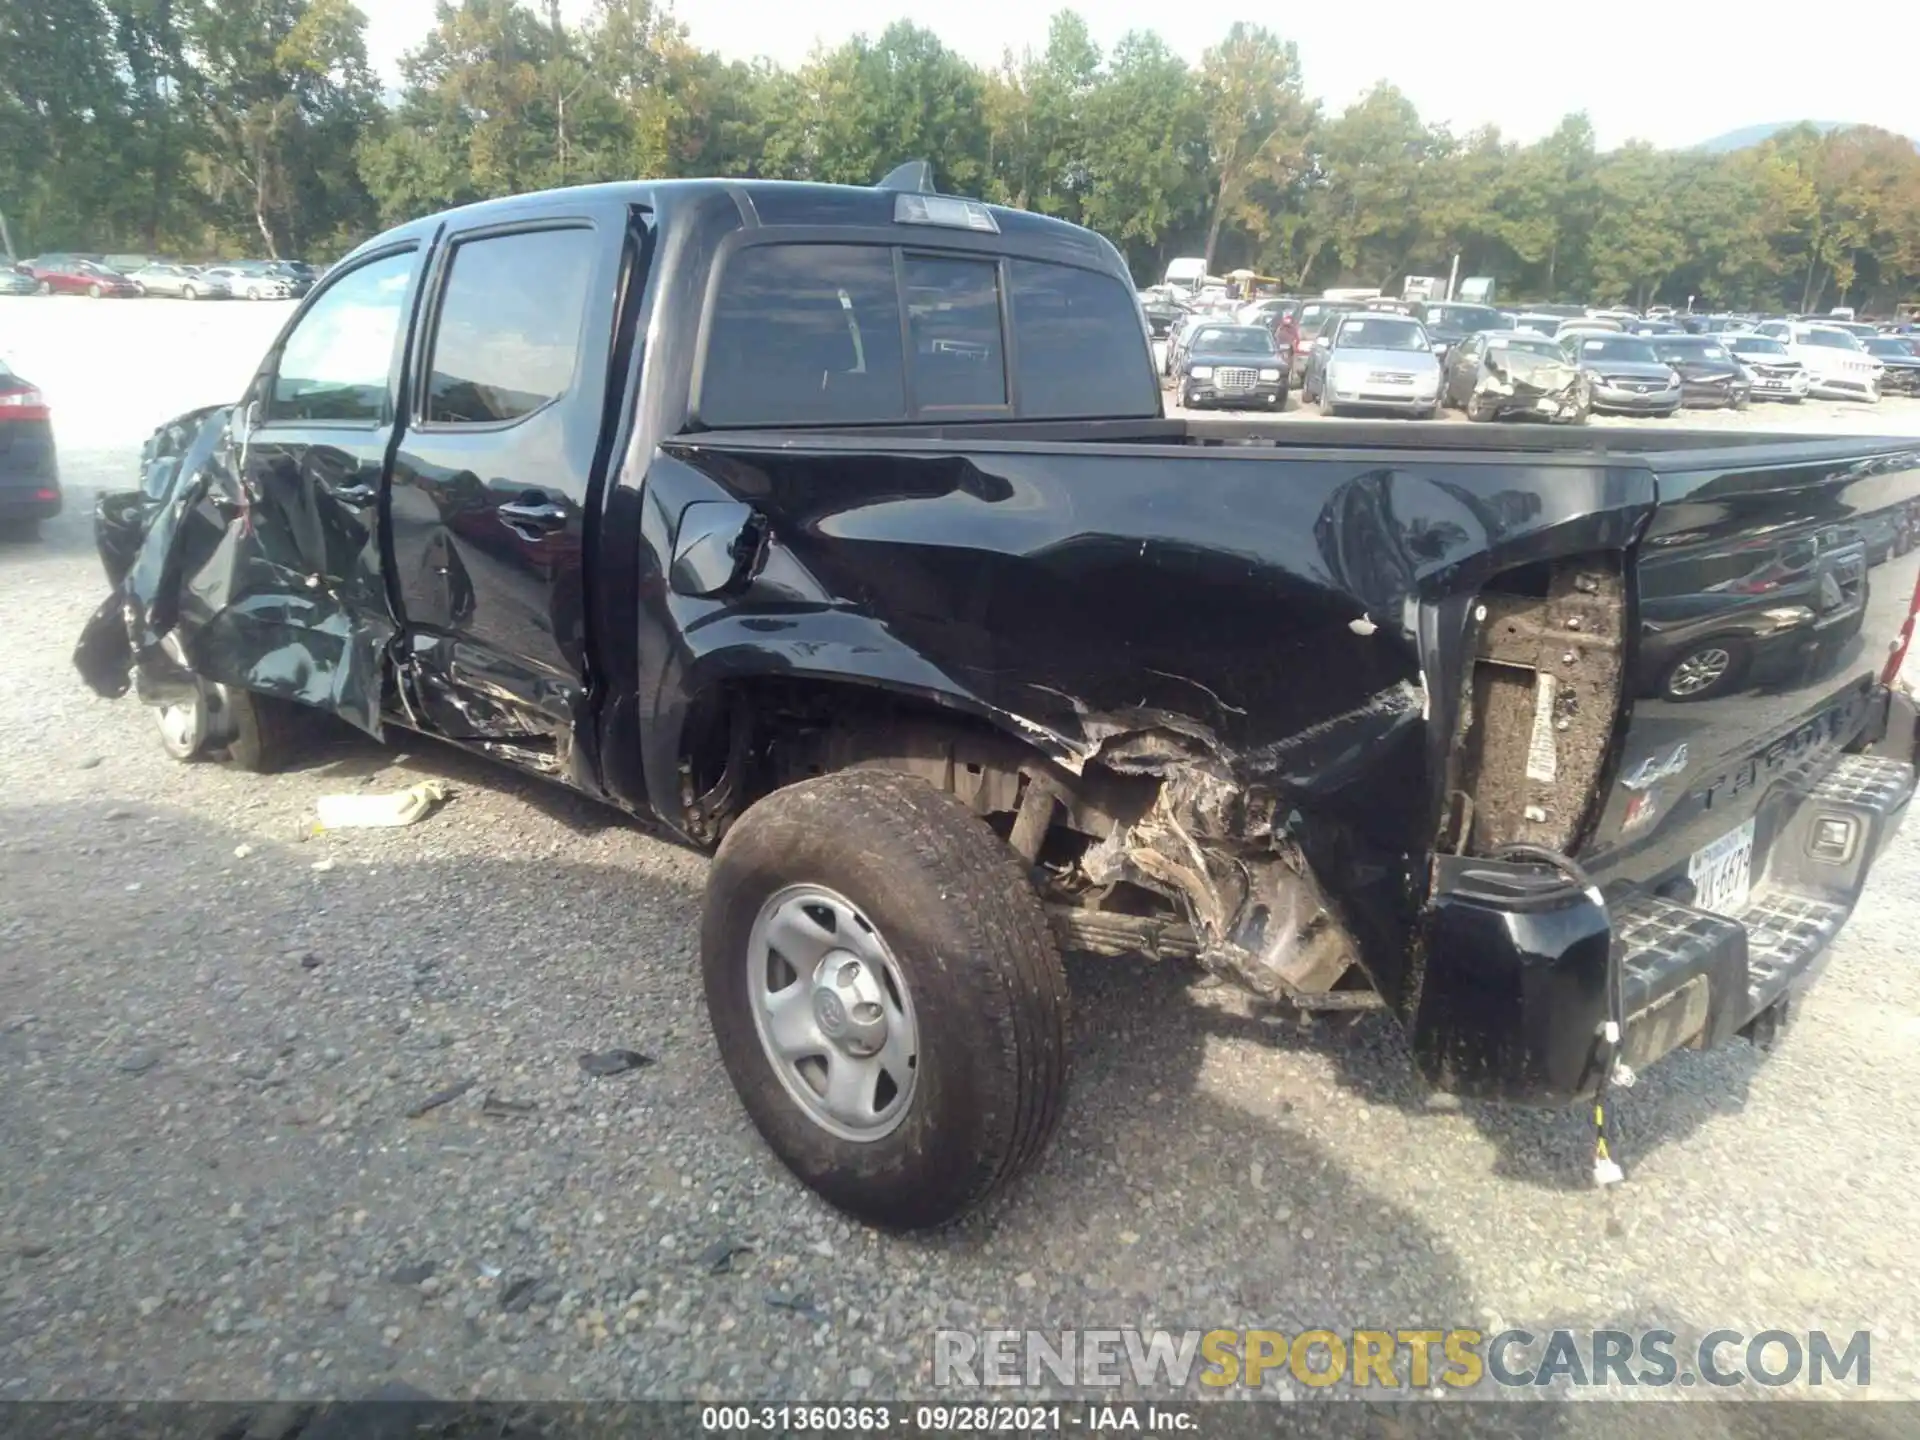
1696, 120, 1916, 153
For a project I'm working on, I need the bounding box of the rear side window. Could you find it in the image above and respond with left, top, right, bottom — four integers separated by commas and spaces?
903, 255, 1006, 409
426, 228, 596, 425
702, 246, 907, 427
1007, 259, 1158, 418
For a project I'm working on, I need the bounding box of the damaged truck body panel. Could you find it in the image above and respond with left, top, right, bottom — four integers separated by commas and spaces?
74, 176, 1920, 1225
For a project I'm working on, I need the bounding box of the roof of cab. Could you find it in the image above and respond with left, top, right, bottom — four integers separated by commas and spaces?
349, 177, 1126, 273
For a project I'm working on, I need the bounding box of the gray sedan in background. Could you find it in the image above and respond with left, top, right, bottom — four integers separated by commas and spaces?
126, 264, 231, 300
1560, 332, 1682, 416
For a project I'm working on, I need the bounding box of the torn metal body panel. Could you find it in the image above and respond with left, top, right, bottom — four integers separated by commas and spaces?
644, 437, 1658, 1024
76, 403, 393, 734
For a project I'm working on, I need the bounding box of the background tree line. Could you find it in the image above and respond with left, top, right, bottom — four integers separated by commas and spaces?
6, 0, 1920, 311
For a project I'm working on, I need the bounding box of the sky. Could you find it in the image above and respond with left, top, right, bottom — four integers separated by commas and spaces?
363, 1, 1920, 153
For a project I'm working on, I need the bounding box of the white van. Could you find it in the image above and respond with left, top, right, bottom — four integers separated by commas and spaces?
1163, 257, 1207, 293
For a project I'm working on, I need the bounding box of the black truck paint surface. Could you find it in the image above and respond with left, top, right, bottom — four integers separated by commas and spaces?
75, 176, 1920, 1219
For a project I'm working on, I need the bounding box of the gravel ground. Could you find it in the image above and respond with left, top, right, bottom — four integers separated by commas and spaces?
5, 298, 1920, 1423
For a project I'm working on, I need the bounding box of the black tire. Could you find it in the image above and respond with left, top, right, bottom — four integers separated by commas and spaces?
702, 770, 1070, 1229
217, 687, 311, 773
156, 680, 312, 772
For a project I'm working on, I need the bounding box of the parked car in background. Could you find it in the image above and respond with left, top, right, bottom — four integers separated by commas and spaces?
1138, 287, 1188, 339
1233, 295, 1297, 328
1285, 301, 1365, 384
1863, 336, 1920, 395
0, 357, 60, 537
1799, 317, 1879, 342
0, 268, 37, 297
1441, 330, 1589, 423
1414, 301, 1509, 363
1649, 336, 1751, 409
1788, 324, 1881, 402
1302, 313, 1442, 417
126, 263, 232, 300
1724, 334, 1812, 402
261, 261, 316, 297
1638, 530, 1866, 703
198, 264, 293, 300
1511, 311, 1564, 336
1161, 309, 1203, 376
19, 257, 141, 298
1630, 319, 1686, 336
1555, 317, 1623, 338
1560, 333, 1682, 416
1175, 324, 1288, 411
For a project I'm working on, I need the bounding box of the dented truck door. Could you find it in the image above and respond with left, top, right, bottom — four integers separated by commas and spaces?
223, 245, 426, 731
383, 209, 634, 774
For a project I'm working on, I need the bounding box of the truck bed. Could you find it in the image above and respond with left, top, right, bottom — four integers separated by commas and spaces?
663, 418, 1920, 1092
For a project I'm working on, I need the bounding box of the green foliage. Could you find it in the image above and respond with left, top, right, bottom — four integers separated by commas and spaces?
3, 0, 1917, 310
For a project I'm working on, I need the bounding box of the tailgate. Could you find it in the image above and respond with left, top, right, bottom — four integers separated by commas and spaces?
1580, 443, 1920, 1047
1585, 445, 1920, 887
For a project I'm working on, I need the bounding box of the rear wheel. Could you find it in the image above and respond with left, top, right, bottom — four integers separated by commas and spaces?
35, 280, 52, 296
182, 284, 199, 301
154, 678, 312, 773
87, 283, 104, 299
702, 770, 1069, 1229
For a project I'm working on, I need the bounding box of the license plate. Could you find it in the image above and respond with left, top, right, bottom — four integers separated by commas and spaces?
1689, 818, 1756, 916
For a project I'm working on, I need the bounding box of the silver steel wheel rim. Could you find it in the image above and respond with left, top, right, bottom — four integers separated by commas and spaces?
746, 883, 919, 1143
156, 694, 203, 755
1669, 648, 1732, 696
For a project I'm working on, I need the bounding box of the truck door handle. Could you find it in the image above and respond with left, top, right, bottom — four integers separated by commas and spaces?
498, 495, 569, 535
330, 482, 377, 507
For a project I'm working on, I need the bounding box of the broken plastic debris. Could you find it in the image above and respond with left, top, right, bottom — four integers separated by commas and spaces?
764, 1288, 826, 1320
315, 781, 451, 831
310, 858, 336, 873
405, 1078, 476, 1118
1348, 615, 1378, 636
577, 1048, 654, 1077
233, 844, 254, 859
480, 1092, 537, 1120
696, 1238, 755, 1274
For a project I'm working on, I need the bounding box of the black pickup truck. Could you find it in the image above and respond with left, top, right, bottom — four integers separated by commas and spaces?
76, 171, 1920, 1228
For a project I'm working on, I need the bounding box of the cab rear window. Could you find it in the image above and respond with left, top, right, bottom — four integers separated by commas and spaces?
699, 243, 1155, 426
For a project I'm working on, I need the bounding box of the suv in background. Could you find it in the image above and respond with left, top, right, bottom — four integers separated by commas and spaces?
1788, 324, 1881, 401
